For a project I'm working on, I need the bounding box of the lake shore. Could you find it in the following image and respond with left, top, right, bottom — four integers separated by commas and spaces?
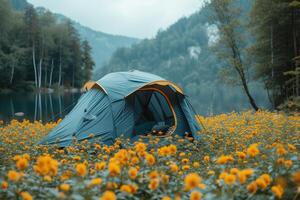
0, 86, 83, 94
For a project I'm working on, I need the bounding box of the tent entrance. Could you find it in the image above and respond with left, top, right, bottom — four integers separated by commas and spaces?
130, 88, 176, 137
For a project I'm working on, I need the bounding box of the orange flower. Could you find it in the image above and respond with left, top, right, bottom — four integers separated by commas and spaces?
190, 191, 202, 200
230, 168, 239, 175
204, 156, 210, 163
95, 162, 106, 170
149, 171, 159, 179
89, 178, 102, 187
292, 171, 300, 185
247, 181, 257, 194
255, 178, 268, 190
75, 163, 87, 177
247, 144, 260, 157
236, 151, 246, 160
148, 179, 159, 190
100, 190, 116, 200
271, 185, 284, 199
108, 162, 121, 177
1, 181, 8, 190
7, 170, 21, 182
20, 191, 33, 200
33, 155, 59, 177
43, 175, 52, 182
128, 167, 138, 180
193, 162, 200, 168
120, 184, 133, 193
284, 160, 293, 168
134, 142, 147, 152
276, 147, 287, 155
146, 154, 156, 166
184, 173, 201, 191
169, 144, 177, 155
224, 174, 236, 185
16, 158, 29, 170
216, 155, 234, 164
182, 158, 189, 164
60, 183, 71, 192
260, 174, 272, 185
170, 163, 179, 173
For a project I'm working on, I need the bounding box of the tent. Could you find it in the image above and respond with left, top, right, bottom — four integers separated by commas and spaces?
40, 70, 202, 147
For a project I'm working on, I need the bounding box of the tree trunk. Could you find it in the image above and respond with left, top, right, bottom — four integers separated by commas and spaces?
10, 60, 15, 85
32, 45, 38, 88
58, 58, 62, 87
44, 62, 47, 88
270, 25, 274, 78
49, 59, 54, 88
38, 58, 43, 89
241, 76, 259, 111
292, 8, 299, 96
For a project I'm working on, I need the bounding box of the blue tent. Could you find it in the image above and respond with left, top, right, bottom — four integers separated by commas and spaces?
40, 71, 202, 146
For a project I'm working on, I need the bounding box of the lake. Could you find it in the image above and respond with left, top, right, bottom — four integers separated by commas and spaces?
0, 92, 82, 123
0, 83, 271, 123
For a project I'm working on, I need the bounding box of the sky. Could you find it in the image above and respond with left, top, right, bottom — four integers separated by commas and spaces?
27, 0, 205, 39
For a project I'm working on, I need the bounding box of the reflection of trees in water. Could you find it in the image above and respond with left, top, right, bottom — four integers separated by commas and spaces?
1, 86, 270, 122
3, 93, 80, 122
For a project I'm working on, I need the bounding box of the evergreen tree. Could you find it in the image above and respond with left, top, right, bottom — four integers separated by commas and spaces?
0, 2, 95, 91
250, 0, 300, 106
81, 40, 95, 82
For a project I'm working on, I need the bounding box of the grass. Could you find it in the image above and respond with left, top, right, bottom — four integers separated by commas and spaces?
0, 110, 299, 200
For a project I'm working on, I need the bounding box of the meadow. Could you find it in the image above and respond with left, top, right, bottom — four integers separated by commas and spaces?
0, 111, 299, 200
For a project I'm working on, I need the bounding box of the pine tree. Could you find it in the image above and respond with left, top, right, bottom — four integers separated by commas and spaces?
81, 40, 94, 82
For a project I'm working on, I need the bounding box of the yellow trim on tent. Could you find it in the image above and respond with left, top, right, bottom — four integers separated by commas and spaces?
82, 81, 108, 93
146, 80, 184, 94
124, 80, 184, 97
83, 80, 184, 95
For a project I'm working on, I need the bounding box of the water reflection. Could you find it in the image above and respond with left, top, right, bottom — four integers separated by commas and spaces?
0, 83, 271, 123
0, 92, 81, 123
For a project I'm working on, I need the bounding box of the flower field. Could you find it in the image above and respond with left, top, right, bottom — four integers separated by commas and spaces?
0, 111, 299, 200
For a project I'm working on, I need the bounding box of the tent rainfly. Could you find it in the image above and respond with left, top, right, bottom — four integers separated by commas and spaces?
40, 70, 202, 147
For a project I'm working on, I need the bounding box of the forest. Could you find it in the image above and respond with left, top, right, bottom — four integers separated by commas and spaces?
99, 0, 300, 110
0, 0, 94, 91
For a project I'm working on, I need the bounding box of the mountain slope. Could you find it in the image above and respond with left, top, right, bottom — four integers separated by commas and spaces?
53, 13, 140, 74
97, 3, 269, 114
9, 0, 140, 74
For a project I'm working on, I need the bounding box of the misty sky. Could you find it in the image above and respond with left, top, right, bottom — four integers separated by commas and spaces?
27, 0, 205, 39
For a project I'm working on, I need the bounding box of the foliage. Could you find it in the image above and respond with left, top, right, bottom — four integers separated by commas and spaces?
0, 0, 94, 90
210, 0, 259, 111
0, 111, 299, 199
250, 0, 300, 105
96, 4, 222, 108
278, 96, 300, 113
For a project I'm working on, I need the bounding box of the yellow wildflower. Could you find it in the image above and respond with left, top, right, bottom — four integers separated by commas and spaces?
75, 163, 87, 177
60, 183, 70, 192
190, 191, 202, 200
1, 181, 8, 190
108, 162, 121, 176
20, 192, 33, 200
100, 191, 116, 200
247, 144, 260, 157
89, 178, 102, 187
128, 167, 138, 180
7, 170, 21, 182
271, 185, 284, 199
148, 179, 159, 190
184, 173, 201, 191
146, 154, 155, 166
